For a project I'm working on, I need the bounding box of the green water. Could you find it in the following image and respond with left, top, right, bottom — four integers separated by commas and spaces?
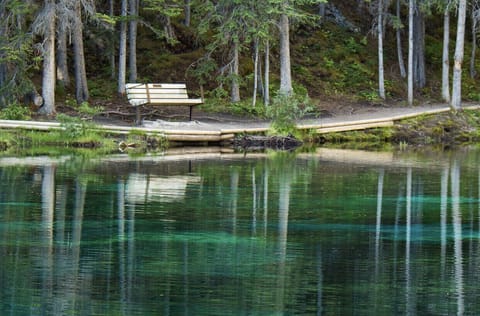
1, 148, 480, 315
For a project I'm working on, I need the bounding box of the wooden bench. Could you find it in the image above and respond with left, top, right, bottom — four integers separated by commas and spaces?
125, 83, 203, 122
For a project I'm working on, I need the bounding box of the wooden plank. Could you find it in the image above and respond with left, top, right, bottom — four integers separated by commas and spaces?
167, 134, 223, 142
317, 121, 393, 134
126, 88, 188, 95
126, 83, 187, 89
127, 93, 189, 99
148, 99, 203, 105
147, 83, 186, 89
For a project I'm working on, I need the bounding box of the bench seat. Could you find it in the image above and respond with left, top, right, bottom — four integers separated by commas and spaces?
126, 83, 203, 122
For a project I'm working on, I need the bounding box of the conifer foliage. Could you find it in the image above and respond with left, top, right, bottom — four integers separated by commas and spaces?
0, 0, 477, 115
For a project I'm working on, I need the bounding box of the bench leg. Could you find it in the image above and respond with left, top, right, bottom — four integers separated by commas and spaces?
136, 106, 141, 126
189, 106, 193, 121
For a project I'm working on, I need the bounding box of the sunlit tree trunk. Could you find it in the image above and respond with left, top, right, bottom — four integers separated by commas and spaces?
39, 0, 56, 115
319, 2, 326, 22
72, 0, 89, 103
128, 0, 138, 82
407, 0, 414, 106
0, 2, 7, 106
184, 0, 191, 26
264, 40, 270, 106
470, 3, 480, 78
231, 41, 240, 103
118, 0, 127, 94
378, 0, 386, 99
109, 0, 116, 79
279, 11, 292, 96
413, 8, 426, 88
451, 0, 467, 110
442, 7, 451, 102
56, 22, 69, 88
252, 39, 259, 107
396, 0, 406, 78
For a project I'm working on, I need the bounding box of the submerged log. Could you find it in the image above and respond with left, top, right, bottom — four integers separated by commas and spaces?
234, 135, 302, 150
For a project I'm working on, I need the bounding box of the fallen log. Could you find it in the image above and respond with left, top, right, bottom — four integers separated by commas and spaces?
234, 135, 302, 150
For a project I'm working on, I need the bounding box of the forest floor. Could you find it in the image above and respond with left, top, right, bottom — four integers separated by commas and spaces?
83, 97, 469, 129
78, 97, 443, 128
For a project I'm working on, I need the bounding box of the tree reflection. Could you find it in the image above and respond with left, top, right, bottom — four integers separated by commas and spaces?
40, 164, 55, 315
117, 179, 127, 315
4, 149, 480, 315
440, 165, 449, 280
405, 167, 413, 316
451, 158, 464, 315
375, 168, 384, 277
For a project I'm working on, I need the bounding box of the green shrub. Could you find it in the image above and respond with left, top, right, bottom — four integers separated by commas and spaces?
267, 93, 314, 135
77, 102, 104, 118
0, 103, 31, 120
56, 113, 95, 139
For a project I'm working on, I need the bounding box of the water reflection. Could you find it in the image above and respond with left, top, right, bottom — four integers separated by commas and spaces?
451, 159, 464, 315
0, 149, 480, 314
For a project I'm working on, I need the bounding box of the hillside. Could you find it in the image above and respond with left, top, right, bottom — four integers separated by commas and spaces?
75, 1, 480, 122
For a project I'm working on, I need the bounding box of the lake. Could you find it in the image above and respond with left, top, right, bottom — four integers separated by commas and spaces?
0, 147, 479, 315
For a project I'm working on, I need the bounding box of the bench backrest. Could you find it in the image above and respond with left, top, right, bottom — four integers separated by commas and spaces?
126, 83, 191, 105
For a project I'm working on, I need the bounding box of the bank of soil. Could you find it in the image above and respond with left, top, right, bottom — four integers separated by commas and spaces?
28, 97, 480, 149
392, 110, 480, 145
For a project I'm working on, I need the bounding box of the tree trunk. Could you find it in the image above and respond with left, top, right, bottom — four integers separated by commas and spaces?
39, 0, 56, 115
56, 23, 70, 88
264, 39, 270, 106
0, 63, 6, 107
109, 0, 116, 79
118, 0, 127, 95
378, 0, 386, 99
396, 0, 406, 78
407, 0, 414, 106
442, 8, 450, 102
128, 0, 138, 82
163, 15, 176, 41
319, 3, 326, 23
231, 41, 240, 103
470, 4, 479, 78
451, 0, 467, 110
413, 7, 426, 88
252, 39, 259, 107
72, 0, 89, 103
279, 12, 292, 96
184, 0, 191, 27
0, 12, 7, 106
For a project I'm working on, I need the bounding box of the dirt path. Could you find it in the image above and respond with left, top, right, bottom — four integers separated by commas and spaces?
140, 103, 479, 134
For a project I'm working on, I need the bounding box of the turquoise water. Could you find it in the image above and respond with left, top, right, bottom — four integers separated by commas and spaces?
1, 148, 480, 315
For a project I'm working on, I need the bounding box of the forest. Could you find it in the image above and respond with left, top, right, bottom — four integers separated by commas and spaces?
0, 0, 479, 120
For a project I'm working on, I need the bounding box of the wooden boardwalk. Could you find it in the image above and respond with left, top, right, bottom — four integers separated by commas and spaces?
0, 104, 478, 142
